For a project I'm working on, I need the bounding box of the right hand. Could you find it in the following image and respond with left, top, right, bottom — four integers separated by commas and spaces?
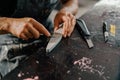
2, 17, 51, 40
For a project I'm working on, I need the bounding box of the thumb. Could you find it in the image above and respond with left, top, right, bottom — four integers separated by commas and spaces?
54, 21, 59, 32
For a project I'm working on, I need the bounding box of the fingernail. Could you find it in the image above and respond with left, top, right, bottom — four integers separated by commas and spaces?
68, 34, 71, 37
46, 32, 51, 37
64, 34, 66, 38
48, 33, 51, 37
54, 27, 57, 32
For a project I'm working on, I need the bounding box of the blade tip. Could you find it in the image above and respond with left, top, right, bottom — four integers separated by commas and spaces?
46, 49, 50, 53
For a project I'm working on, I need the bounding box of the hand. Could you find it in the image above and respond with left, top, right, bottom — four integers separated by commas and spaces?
4, 18, 51, 40
54, 10, 76, 37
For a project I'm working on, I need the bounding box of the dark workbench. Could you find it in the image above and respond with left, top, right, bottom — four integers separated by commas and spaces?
2, 1, 120, 80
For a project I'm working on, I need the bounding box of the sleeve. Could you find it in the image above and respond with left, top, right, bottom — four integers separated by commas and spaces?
0, 0, 17, 17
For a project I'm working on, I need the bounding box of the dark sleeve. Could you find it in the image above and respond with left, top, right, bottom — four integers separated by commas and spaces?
61, 0, 67, 4
0, 0, 17, 17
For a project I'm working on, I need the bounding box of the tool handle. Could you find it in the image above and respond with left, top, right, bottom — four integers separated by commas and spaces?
103, 22, 109, 43
76, 19, 91, 36
103, 22, 108, 32
76, 19, 94, 49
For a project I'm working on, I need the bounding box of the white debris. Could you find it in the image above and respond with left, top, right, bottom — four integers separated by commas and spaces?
74, 57, 110, 80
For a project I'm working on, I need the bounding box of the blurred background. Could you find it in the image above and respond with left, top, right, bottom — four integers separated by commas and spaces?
50, 0, 99, 22
77, 0, 99, 18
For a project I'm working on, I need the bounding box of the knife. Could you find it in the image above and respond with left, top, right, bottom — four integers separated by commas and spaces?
103, 22, 109, 43
76, 19, 94, 49
46, 27, 63, 53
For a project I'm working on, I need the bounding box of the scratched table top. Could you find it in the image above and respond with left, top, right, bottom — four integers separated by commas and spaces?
2, 0, 120, 80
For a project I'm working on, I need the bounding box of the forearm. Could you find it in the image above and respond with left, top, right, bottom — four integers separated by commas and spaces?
60, 0, 79, 15
0, 17, 9, 34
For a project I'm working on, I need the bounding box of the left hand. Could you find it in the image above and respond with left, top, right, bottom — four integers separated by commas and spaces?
54, 10, 76, 37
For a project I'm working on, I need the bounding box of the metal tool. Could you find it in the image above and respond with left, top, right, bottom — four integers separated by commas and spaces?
103, 22, 109, 43
0, 39, 43, 60
76, 19, 94, 48
46, 27, 63, 53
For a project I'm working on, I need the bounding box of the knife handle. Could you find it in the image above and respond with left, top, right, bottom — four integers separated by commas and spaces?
103, 22, 109, 43
76, 19, 91, 36
76, 19, 94, 48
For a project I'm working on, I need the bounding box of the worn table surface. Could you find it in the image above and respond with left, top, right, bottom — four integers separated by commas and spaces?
2, 0, 120, 80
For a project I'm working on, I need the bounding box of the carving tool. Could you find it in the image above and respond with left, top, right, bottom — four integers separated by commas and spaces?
46, 27, 63, 53
76, 19, 94, 48
103, 22, 109, 43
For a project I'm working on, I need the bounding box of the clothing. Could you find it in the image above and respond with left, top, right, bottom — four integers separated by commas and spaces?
0, 0, 59, 23
0, 0, 60, 32
0, 0, 17, 17
0, 0, 59, 78
14, 0, 59, 22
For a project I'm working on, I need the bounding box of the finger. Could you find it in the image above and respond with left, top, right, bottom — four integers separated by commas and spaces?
63, 22, 68, 38
20, 33, 28, 40
68, 16, 76, 36
23, 29, 33, 39
30, 19, 51, 37
54, 19, 59, 32
67, 14, 74, 36
62, 22, 66, 37
63, 17, 69, 37
66, 16, 71, 36
68, 13, 74, 19
23, 78, 34, 80
26, 23, 40, 39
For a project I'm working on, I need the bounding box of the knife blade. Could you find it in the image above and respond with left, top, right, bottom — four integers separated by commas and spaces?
46, 27, 63, 53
